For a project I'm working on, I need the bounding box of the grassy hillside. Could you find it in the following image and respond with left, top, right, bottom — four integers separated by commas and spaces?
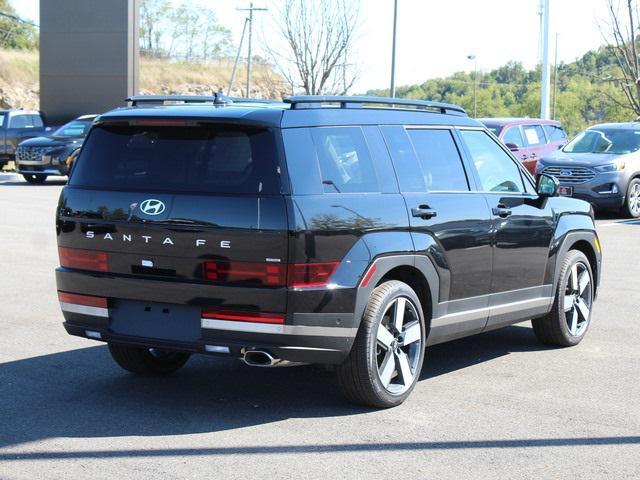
0, 49, 290, 110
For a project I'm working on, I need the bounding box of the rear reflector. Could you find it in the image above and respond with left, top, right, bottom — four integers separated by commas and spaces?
360, 264, 377, 288
59, 247, 109, 272
288, 262, 339, 288
201, 308, 285, 324
202, 261, 339, 288
58, 291, 109, 308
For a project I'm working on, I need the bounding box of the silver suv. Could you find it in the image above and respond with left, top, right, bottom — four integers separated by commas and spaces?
536, 123, 640, 217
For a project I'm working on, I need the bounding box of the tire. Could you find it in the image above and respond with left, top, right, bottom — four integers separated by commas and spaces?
621, 177, 640, 218
108, 343, 190, 375
22, 173, 47, 184
337, 280, 426, 408
532, 250, 594, 347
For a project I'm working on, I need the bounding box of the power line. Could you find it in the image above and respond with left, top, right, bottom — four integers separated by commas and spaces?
0, 11, 39, 28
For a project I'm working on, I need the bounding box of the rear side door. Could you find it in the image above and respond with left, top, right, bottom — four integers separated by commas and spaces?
382, 126, 494, 344
458, 128, 555, 329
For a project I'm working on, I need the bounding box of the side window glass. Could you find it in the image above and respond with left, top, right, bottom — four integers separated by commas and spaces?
380, 126, 426, 192
407, 129, 469, 191
9, 115, 28, 128
311, 127, 379, 193
30, 115, 43, 128
460, 130, 525, 193
502, 127, 524, 148
522, 125, 546, 146
544, 125, 567, 142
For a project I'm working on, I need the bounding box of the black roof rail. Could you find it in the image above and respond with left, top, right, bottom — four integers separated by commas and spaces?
283, 95, 468, 116
127, 93, 285, 108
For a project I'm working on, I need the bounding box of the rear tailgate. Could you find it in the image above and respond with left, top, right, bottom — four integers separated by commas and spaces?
57, 121, 289, 313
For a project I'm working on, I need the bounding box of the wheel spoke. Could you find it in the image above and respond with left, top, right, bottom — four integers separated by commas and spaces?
569, 309, 578, 335
378, 350, 395, 388
393, 298, 406, 333
564, 294, 574, 312
578, 270, 590, 294
576, 298, 590, 322
395, 350, 413, 387
570, 264, 579, 292
402, 321, 421, 346
376, 324, 395, 350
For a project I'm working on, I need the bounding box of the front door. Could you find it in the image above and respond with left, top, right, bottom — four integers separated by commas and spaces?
381, 126, 494, 344
458, 129, 555, 329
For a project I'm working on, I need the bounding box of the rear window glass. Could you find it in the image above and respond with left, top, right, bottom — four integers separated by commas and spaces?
311, 127, 379, 193
544, 124, 567, 141
70, 125, 282, 194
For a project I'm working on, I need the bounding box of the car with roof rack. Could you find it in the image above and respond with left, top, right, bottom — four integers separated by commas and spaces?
55, 93, 602, 408
15, 114, 97, 184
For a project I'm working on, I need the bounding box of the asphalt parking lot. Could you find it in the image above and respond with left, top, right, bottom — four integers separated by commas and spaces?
0, 172, 638, 479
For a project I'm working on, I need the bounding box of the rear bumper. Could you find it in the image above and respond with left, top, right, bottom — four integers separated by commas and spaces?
56, 268, 358, 364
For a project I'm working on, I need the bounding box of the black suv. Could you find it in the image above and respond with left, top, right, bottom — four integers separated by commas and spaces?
56, 95, 601, 408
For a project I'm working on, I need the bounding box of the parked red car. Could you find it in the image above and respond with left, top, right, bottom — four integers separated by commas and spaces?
479, 118, 568, 174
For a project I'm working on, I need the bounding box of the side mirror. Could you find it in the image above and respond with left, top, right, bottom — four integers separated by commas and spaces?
537, 173, 559, 198
505, 143, 520, 152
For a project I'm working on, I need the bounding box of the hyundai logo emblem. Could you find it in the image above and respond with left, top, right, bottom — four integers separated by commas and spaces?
560, 169, 573, 176
139, 199, 166, 216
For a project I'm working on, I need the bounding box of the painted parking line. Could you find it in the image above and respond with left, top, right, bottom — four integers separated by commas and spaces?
598, 219, 640, 227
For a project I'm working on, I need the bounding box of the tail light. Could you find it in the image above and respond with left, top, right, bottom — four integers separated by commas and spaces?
203, 261, 286, 286
202, 260, 338, 288
59, 247, 109, 272
287, 262, 339, 288
202, 308, 284, 324
58, 291, 109, 308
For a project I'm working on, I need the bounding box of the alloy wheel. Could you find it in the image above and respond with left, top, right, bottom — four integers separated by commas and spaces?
563, 261, 592, 337
375, 297, 422, 395
629, 183, 640, 216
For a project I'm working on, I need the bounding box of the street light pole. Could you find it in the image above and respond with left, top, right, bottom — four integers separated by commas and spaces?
467, 54, 477, 118
540, 0, 551, 119
390, 0, 398, 97
237, 3, 267, 98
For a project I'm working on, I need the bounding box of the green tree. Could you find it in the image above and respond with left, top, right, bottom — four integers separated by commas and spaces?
0, 0, 38, 50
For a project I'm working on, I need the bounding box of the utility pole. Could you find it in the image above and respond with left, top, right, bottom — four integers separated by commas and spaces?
390, 0, 398, 97
237, 3, 267, 98
540, 0, 551, 119
229, 17, 249, 95
552, 33, 559, 120
467, 54, 478, 117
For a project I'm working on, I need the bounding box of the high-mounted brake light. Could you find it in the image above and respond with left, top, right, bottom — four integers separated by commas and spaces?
201, 308, 285, 324
59, 247, 109, 272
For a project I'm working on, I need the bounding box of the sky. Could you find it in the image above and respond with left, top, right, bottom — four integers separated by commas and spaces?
10, 0, 610, 92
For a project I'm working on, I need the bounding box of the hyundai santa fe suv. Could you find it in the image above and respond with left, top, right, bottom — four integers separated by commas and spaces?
536, 123, 640, 217
56, 94, 601, 408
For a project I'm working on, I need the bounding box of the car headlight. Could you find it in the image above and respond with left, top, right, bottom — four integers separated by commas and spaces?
595, 161, 625, 172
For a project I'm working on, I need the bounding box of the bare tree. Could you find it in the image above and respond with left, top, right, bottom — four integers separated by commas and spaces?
267, 0, 359, 95
603, 0, 640, 114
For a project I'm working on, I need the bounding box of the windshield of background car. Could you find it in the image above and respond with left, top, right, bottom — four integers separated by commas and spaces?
0, 113, 5, 128
54, 120, 93, 138
563, 128, 640, 154
69, 124, 283, 194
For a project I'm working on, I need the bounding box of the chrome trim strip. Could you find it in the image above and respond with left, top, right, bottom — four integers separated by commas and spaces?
201, 318, 358, 337
433, 296, 553, 325
60, 302, 109, 318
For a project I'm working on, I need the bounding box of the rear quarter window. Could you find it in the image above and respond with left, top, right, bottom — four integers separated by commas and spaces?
69, 125, 283, 195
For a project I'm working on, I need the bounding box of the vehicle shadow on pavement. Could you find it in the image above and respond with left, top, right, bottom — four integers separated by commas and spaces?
0, 180, 67, 187
0, 325, 604, 452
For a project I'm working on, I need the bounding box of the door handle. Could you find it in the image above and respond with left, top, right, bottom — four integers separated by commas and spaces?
492, 204, 512, 218
412, 205, 438, 219
521, 154, 528, 160
529, 153, 537, 158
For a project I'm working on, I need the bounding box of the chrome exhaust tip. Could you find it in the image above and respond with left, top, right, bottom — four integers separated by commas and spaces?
243, 349, 278, 367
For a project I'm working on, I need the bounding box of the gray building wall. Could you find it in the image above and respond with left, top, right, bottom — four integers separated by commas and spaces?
40, 0, 139, 124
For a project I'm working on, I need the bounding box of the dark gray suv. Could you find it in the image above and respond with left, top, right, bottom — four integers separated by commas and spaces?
536, 123, 640, 217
